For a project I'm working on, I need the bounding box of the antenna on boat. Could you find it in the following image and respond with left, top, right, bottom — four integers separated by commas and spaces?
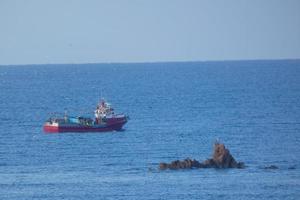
99, 89, 106, 103
64, 108, 68, 122
99, 89, 103, 103
64, 108, 67, 116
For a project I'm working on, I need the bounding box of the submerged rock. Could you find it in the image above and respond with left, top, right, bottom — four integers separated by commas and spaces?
288, 166, 296, 170
159, 142, 244, 170
264, 165, 279, 170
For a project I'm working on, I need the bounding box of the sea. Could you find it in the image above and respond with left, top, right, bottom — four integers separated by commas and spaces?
0, 60, 299, 200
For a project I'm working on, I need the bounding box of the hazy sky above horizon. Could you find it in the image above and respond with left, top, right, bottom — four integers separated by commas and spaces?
0, 0, 300, 65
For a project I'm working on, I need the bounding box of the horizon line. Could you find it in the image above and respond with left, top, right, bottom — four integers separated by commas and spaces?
1, 58, 300, 67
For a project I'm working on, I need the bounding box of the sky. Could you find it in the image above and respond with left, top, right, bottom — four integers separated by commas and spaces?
0, 0, 299, 65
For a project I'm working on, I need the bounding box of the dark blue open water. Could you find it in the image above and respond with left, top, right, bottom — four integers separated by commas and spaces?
0, 60, 300, 199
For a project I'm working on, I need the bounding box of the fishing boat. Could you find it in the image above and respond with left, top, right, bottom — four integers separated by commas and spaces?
43, 99, 128, 133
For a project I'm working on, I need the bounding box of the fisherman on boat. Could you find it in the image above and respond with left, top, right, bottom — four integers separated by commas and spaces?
94, 99, 112, 124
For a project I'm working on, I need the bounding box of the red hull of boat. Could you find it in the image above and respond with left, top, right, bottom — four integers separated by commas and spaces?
44, 118, 127, 133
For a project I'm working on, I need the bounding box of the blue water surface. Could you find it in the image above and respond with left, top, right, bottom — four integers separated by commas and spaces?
0, 60, 300, 199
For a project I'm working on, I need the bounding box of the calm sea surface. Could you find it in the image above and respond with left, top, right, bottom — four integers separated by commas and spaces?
0, 60, 300, 199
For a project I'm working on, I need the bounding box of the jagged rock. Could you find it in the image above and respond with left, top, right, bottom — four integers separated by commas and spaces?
159, 142, 244, 170
202, 158, 217, 168
207, 142, 244, 168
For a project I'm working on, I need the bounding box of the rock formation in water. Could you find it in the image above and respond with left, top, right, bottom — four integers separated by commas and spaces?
204, 142, 244, 168
264, 165, 279, 170
159, 158, 204, 170
159, 142, 244, 170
